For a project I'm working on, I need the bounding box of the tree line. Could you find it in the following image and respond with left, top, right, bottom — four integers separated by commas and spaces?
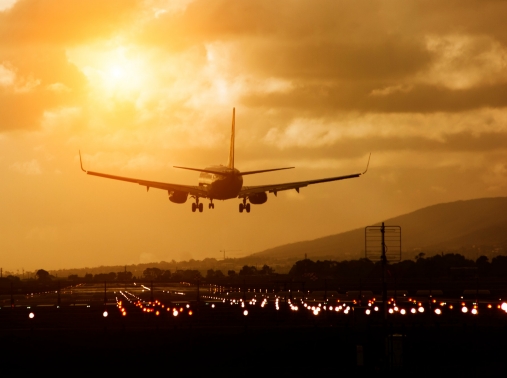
289, 253, 507, 280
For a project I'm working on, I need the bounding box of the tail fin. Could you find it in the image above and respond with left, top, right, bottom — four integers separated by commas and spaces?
227, 107, 235, 169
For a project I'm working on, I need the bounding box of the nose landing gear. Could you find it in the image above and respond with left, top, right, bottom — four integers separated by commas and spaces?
209, 200, 215, 209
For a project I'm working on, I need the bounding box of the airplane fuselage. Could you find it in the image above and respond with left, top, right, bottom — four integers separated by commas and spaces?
198, 165, 243, 200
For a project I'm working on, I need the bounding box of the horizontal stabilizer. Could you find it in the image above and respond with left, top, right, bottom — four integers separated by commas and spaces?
173, 166, 232, 176
239, 167, 294, 176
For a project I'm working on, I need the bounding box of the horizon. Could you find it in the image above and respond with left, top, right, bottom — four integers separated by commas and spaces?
1, 1, 507, 271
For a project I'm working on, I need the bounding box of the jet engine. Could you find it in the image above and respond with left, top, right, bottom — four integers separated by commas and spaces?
248, 192, 268, 204
168, 191, 188, 204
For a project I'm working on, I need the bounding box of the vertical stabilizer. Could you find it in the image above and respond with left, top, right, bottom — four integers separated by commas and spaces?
227, 108, 235, 169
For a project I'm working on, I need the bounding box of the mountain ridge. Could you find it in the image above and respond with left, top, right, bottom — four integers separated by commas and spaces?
250, 197, 507, 261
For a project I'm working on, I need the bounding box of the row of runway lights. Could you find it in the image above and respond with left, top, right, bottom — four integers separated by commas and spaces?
204, 293, 507, 318
23, 292, 507, 319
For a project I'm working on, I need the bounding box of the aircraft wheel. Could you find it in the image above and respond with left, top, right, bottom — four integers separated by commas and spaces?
246, 203, 251, 213
239, 203, 244, 213
191, 203, 196, 212
199, 203, 203, 212
208, 203, 211, 209
212, 204, 215, 209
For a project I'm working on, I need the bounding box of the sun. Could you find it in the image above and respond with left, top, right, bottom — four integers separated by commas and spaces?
68, 44, 147, 97
109, 65, 125, 80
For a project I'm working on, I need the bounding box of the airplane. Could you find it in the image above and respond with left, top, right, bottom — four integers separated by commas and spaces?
79, 108, 370, 213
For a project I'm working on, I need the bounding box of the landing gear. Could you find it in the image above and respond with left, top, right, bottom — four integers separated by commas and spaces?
209, 200, 215, 209
191, 197, 203, 213
239, 199, 251, 213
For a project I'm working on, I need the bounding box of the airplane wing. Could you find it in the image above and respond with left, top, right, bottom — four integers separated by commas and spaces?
239, 173, 361, 197
80, 153, 208, 198
239, 154, 370, 197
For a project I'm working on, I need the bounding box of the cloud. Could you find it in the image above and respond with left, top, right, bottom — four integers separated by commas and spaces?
10, 159, 42, 174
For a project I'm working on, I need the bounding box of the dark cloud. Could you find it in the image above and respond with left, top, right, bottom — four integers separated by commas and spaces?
242, 83, 507, 114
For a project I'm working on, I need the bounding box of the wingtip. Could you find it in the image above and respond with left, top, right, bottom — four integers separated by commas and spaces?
79, 150, 87, 173
362, 153, 371, 175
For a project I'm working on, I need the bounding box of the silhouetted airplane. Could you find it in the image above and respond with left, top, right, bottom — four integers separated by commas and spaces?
80, 108, 370, 213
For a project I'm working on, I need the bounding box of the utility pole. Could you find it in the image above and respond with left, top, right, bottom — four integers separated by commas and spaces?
381, 222, 388, 321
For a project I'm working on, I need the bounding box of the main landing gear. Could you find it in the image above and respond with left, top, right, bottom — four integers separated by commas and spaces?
208, 199, 215, 209
191, 197, 204, 213
239, 198, 250, 213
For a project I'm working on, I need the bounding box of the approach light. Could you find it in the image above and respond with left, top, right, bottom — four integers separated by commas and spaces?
103, 311, 108, 318
243, 310, 248, 316
173, 310, 178, 317
471, 308, 478, 315
29, 312, 35, 319
462, 306, 468, 313
501, 303, 507, 312
365, 309, 371, 315
434, 308, 442, 315
418, 307, 424, 313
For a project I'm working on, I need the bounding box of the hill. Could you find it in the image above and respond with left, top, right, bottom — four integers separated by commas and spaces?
250, 197, 507, 261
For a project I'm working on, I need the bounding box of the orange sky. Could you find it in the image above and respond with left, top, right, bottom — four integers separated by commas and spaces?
1, 0, 506, 272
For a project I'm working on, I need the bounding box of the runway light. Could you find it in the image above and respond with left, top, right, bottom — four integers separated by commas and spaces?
103, 311, 108, 318
388, 308, 394, 314
188, 310, 193, 316
434, 308, 442, 315
471, 308, 478, 315
243, 310, 248, 316
29, 312, 35, 319
501, 303, 507, 312
462, 306, 468, 313
400, 309, 406, 315
365, 309, 371, 315
418, 307, 424, 313
173, 310, 178, 317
